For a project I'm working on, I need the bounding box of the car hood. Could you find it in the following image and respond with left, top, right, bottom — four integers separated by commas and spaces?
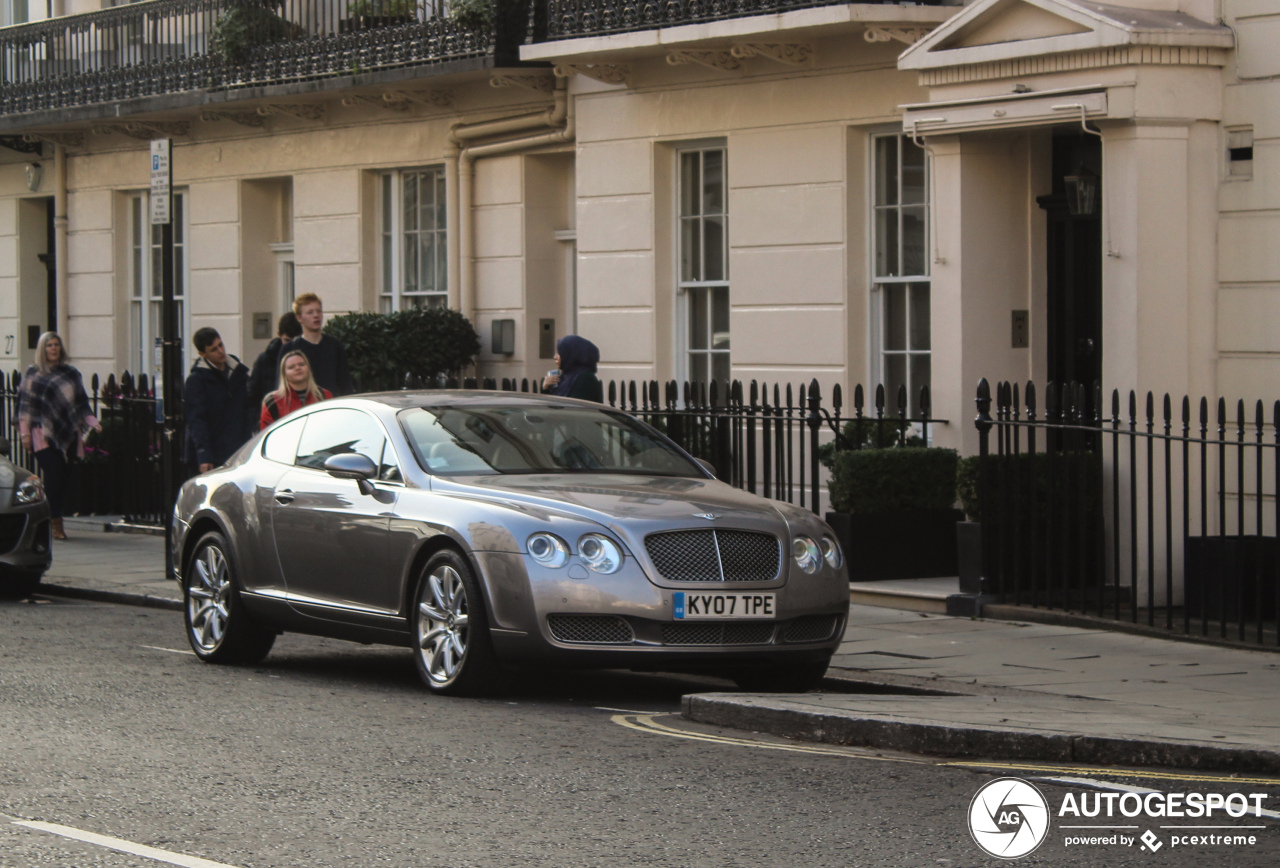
432, 472, 805, 545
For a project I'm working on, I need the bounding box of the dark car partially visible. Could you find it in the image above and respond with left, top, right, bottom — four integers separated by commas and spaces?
0, 438, 52, 599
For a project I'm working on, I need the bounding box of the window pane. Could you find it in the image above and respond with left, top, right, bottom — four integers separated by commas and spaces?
130, 301, 142, 371
680, 152, 700, 217
151, 247, 163, 298
404, 235, 418, 291
382, 174, 392, 228
680, 218, 701, 282
711, 286, 729, 350
173, 194, 184, 242
909, 354, 931, 418
174, 248, 185, 298
875, 208, 899, 277
902, 206, 927, 276
420, 174, 436, 232
420, 233, 435, 293
403, 174, 418, 232
689, 288, 708, 350
295, 409, 386, 469
703, 216, 725, 282
875, 136, 898, 206
382, 232, 393, 295
711, 352, 730, 386
909, 283, 930, 351
901, 139, 926, 205
690, 353, 707, 384
703, 150, 724, 215
883, 285, 906, 351
436, 237, 448, 296
884, 354, 906, 408
435, 171, 448, 230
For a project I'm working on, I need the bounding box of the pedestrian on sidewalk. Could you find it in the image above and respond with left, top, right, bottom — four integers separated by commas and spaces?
183, 328, 254, 475
247, 311, 301, 408
281, 293, 355, 396
14, 332, 102, 541
260, 349, 331, 429
541, 335, 604, 403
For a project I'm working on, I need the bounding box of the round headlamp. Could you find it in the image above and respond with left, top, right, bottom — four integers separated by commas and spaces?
13, 476, 45, 506
791, 536, 821, 574
577, 534, 623, 574
820, 536, 843, 570
527, 532, 569, 568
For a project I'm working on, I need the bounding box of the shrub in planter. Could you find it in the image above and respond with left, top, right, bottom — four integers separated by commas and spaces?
324, 306, 481, 392
826, 446, 961, 581
211, 0, 298, 64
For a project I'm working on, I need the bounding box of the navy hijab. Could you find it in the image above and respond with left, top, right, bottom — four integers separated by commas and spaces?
551, 335, 600, 398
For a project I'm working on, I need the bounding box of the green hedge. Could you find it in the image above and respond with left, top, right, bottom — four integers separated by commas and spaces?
829, 447, 958, 515
957, 451, 1101, 523
324, 307, 480, 392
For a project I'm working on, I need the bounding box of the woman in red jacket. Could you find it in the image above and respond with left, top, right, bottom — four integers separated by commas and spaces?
260, 349, 331, 429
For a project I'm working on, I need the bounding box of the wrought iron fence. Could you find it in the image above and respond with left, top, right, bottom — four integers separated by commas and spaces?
541, 0, 951, 40
2, 369, 169, 526
0, 0, 493, 117
458, 374, 938, 514
976, 378, 1280, 646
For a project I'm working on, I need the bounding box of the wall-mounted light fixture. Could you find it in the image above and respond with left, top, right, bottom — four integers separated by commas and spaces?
1063, 164, 1098, 216
24, 162, 42, 192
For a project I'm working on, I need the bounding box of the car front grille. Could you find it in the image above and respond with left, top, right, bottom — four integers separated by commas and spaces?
661, 622, 777, 646
644, 530, 781, 583
547, 614, 635, 645
0, 514, 26, 554
783, 614, 841, 644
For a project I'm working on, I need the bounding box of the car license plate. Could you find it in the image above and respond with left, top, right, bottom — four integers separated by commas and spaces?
673, 591, 775, 620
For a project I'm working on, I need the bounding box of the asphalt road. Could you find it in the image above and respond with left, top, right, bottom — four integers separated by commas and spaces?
2, 596, 1278, 868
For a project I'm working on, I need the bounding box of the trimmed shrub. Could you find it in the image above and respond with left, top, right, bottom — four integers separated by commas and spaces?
324, 307, 480, 392
957, 451, 1101, 523
829, 447, 958, 515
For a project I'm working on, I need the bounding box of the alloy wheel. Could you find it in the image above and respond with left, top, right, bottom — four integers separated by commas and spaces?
416, 564, 470, 684
188, 543, 231, 652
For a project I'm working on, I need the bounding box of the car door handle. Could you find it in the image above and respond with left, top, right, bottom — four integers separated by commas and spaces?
275, 489, 295, 504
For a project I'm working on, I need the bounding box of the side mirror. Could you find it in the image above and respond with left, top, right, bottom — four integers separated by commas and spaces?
695, 457, 716, 479
0, 437, 9, 457
323, 453, 378, 496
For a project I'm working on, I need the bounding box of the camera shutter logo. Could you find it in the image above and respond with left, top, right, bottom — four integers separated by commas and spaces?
968, 778, 1051, 859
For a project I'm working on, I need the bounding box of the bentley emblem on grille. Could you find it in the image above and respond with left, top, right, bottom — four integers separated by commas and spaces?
691, 512, 720, 521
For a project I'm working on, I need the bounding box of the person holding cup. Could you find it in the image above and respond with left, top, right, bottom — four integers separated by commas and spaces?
541, 335, 603, 403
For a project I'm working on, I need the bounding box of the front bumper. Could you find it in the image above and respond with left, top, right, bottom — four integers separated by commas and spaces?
0, 502, 53, 577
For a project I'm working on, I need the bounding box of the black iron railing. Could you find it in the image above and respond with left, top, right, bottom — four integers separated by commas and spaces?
2, 370, 169, 526
0, 0, 494, 117
976, 378, 1280, 647
541, 0, 952, 41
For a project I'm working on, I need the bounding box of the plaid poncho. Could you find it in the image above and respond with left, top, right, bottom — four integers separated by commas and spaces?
15, 364, 94, 455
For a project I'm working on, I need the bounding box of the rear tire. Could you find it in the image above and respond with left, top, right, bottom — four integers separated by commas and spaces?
0, 568, 43, 600
732, 658, 830, 692
184, 531, 276, 665
411, 549, 501, 696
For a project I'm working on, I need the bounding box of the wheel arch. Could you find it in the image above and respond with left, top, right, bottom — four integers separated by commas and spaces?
179, 513, 233, 582
400, 535, 494, 625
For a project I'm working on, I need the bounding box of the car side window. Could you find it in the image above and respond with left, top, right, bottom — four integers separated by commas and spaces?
295, 409, 387, 472
261, 416, 307, 465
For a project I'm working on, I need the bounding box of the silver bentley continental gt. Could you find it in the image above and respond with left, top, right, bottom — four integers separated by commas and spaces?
170, 392, 849, 695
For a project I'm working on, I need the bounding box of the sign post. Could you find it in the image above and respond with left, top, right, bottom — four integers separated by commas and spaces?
151, 140, 181, 566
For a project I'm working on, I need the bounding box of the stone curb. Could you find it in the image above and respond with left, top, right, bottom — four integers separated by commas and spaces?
681, 693, 1280, 775
39, 582, 183, 612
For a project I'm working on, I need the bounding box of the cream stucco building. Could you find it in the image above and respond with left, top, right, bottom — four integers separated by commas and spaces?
0, 0, 1275, 462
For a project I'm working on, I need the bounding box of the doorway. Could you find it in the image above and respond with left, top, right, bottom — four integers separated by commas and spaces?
1038, 129, 1102, 396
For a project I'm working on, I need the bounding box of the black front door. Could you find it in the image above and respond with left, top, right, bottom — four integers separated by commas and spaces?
1038, 130, 1103, 395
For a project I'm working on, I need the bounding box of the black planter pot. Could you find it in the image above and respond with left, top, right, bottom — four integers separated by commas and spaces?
1184, 535, 1278, 621
826, 509, 964, 582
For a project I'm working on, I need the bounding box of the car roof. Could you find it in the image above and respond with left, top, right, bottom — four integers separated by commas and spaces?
340, 390, 613, 411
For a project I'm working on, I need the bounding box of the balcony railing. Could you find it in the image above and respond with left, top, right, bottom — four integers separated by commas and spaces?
0, 0, 494, 118
541, 0, 953, 41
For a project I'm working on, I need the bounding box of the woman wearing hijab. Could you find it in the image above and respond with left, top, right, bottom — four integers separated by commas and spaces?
260, 349, 331, 429
15, 332, 102, 540
541, 335, 603, 403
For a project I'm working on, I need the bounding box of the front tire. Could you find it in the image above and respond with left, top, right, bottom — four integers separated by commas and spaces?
184, 531, 276, 665
0, 568, 43, 600
412, 549, 501, 696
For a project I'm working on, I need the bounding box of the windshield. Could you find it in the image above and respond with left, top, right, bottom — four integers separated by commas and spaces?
398, 405, 703, 477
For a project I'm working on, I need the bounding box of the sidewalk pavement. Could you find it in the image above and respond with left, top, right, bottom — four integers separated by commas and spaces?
39, 517, 1280, 774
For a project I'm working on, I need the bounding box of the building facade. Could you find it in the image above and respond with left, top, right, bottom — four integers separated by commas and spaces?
0, 0, 1274, 463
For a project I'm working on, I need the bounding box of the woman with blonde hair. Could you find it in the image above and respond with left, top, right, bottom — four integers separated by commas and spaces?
260, 349, 331, 429
15, 332, 102, 540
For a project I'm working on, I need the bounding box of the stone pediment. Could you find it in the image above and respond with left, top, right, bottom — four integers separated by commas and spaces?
899, 0, 1232, 70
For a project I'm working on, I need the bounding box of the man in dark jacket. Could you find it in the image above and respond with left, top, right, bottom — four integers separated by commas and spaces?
247, 311, 301, 408
282, 292, 355, 396
183, 327, 254, 474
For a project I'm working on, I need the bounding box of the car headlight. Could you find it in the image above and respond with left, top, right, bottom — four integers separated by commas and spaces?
12, 476, 44, 506
821, 536, 843, 570
791, 536, 821, 574
527, 532, 570, 568
577, 534, 623, 574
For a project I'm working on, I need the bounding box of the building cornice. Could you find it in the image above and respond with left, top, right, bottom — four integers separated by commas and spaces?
920, 44, 1227, 86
